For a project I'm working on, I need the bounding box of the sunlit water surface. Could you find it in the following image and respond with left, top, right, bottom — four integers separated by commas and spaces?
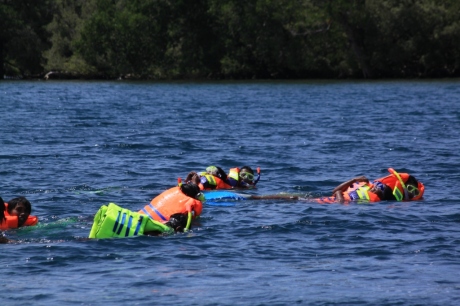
1, 80, 459, 305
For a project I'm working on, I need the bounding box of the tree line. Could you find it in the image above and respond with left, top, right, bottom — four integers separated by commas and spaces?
1, 0, 460, 80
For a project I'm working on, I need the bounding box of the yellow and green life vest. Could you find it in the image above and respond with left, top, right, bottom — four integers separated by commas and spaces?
89, 203, 173, 239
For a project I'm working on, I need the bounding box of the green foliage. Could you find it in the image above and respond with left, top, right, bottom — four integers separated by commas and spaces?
45, 0, 94, 74
73, 0, 172, 78
208, 0, 339, 78
359, 0, 460, 77
309, 0, 460, 78
2, 0, 460, 79
0, 0, 54, 77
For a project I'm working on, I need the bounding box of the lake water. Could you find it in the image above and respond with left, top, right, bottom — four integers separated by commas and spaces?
1, 80, 459, 305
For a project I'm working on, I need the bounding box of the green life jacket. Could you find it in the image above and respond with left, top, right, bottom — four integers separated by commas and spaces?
89, 203, 173, 239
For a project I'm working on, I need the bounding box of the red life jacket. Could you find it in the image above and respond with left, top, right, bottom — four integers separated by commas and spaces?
0, 203, 38, 230
139, 187, 203, 222
375, 168, 425, 201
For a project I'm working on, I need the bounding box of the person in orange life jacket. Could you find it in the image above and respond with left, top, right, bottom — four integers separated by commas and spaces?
376, 169, 423, 201
185, 166, 232, 190
139, 182, 204, 232
0, 196, 33, 243
332, 172, 422, 203
4, 196, 32, 227
332, 176, 394, 203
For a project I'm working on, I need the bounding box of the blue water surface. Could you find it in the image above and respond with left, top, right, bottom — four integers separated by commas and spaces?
1, 80, 459, 305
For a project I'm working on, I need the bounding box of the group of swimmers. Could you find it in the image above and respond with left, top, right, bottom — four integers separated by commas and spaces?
88, 166, 424, 239
88, 165, 259, 239
1, 166, 425, 242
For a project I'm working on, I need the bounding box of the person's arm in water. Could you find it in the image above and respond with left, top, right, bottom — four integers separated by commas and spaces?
332, 176, 369, 203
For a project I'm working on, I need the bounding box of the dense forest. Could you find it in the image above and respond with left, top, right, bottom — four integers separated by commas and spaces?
1, 0, 460, 80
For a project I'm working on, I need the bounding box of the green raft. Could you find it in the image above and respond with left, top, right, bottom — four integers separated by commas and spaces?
89, 203, 173, 239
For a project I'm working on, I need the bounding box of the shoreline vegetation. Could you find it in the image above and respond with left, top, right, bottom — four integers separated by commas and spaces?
2, 0, 460, 81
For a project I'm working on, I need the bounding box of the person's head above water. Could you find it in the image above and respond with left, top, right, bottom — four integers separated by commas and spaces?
180, 183, 205, 203
205, 166, 228, 180
180, 183, 200, 197
405, 175, 421, 199
239, 166, 255, 185
372, 173, 421, 201
165, 213, 189, 232
7, 196, 31, 227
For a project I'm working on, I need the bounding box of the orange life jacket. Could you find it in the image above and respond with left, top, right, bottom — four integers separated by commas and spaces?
0, 203, 38, 230
375, 168, 425, 201
198, 174, 232, 190
139, 187, 203, 222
